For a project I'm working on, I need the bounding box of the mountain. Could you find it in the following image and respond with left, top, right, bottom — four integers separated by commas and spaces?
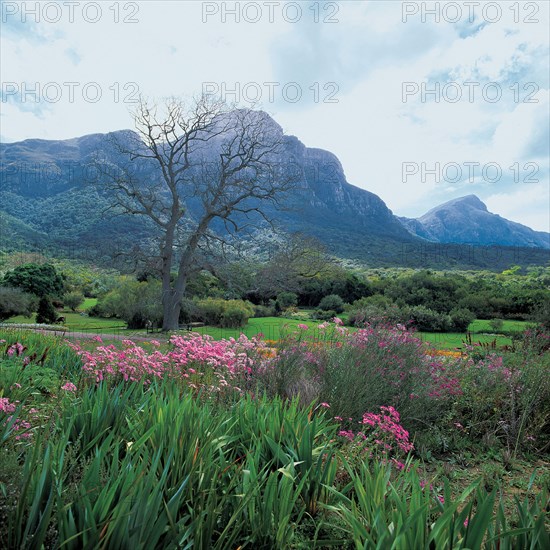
399, 195, 550, 249
0, 123, 417, 265
1, 113, 549, 269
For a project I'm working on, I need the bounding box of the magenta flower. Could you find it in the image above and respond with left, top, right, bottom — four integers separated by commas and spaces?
61, 382, 77, 392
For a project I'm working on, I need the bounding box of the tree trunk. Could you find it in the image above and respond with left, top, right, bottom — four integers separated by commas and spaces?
162, 290, 182, 331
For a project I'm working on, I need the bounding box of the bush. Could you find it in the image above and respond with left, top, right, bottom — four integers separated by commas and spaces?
449, 308, 475, 332
251, 324, 450, 432
318, 294, 344, 313
408, 305, 452, 332
36, 296, 58, 324
196, 298, 254, 328
275, 292, 298, 313
63, 291, 85, 312
312, 309, 337, 321
252, 304, 275, 318
220, 301, 255, 328
348, 303, 409, 328
0, 286, 37, 321
489, 318, 504, 332
447, 351, 550, 454
95, 277, 163, 328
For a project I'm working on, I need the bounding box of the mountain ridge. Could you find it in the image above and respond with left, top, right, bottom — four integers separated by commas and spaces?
1, 113, 549, 269
399, 195, 549, 249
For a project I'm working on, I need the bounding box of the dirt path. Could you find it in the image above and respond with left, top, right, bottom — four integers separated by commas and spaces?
3, 326, 172, 343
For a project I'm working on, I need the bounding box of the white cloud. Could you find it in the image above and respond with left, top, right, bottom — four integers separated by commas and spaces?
1, 0, 548, 231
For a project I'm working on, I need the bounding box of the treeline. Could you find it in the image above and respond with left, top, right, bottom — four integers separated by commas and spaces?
1, 248, 549, 332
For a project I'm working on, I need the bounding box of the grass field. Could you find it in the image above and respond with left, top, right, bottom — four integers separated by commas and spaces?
469, 319, 532, 333
2, 302, 532, 350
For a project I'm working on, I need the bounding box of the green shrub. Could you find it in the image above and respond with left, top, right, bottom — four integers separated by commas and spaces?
312, 309, 337, 321
36, 296, 58, 324
275, 292, 298, 313
252, 304, 275, 318
196, 298, 254, 328
0, 286, 37, 321
220, 301, 254, 328
409, 305, 452, 332
63, 291, 85, 312
450, 307, 475, 332
95, 277, 163, 328
489, 318, 504, 332
348, 303, 409, 328
318, 294, 344, 313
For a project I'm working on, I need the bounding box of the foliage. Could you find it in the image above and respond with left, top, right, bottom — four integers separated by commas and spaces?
95, 277, 163, 328
408, 305, 453, 332
275, 291, 298, 312
449, 308, 475, 332
36, 297, 58, 325
2, 263, 64, 298
318, 294, 345, 313
0, 329, 548, 547
0, 287, 36, 321
62, 291, 84, 312
195, 298, 255, 328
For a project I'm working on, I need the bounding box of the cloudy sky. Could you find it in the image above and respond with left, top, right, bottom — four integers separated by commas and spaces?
1, 0, 549, 231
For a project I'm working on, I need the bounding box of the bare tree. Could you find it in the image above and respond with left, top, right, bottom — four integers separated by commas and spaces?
98, 96, 296, 330
254, 233, 335, 297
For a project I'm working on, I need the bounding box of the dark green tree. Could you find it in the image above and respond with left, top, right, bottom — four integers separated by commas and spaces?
36, 296, 59, 324
3, 263, 64, 298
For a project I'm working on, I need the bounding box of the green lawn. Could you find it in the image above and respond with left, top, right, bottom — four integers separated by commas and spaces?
2, 309, 531, 350
3, 297, 129, 333
176, 317, 318, 341
416, 319, 530, 350
469, 319, 532, 334
417, 331, 513, 350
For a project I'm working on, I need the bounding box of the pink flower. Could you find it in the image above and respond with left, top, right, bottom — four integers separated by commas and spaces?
333, 317, 343, 326
61, 382, 77, 392
0, 397, 16, 414
297, 324, 309, 331
320, 402, 330, 409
